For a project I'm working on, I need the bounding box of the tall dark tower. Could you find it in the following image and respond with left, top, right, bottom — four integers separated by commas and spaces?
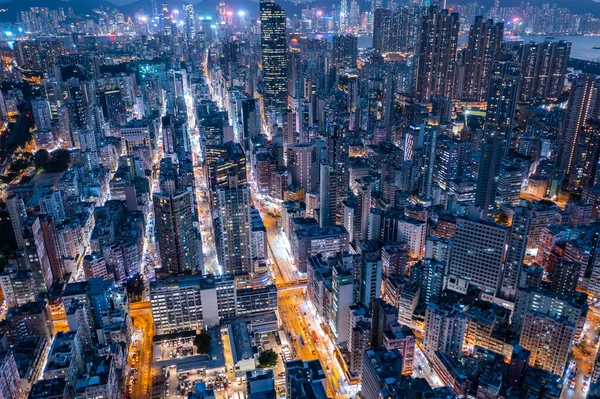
260, 0, 288, 123
461, 17, 504, 101
413, 6, 459, 103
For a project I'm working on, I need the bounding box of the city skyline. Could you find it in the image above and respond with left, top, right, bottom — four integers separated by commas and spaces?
0, 0, 599, 399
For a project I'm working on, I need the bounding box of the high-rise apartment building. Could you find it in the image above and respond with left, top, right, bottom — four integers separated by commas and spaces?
500, 205, 532, 301
413, 6, 459, 103
518, 40, 571, 103
214, 174, 253, 275
287, 143, 319, 192
519, 311, 575, 375
484, 61, 521, 154
558, 75, 599, 191
423, 303, 466, 359
461, 17, 504, 101
153, 189, 199, 276
332, 35, 358, 68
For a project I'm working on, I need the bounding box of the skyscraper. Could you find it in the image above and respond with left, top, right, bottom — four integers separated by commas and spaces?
260, 0, 288, 121
500, 205, 532, 301
557, 75, 599, 191
484, 61, 521, 154
475, 137, 503, 213
31, 98, 53, 131
373, 7, 419, 54
339, 0, 348, 32
214, 173, 253, 275
332, 35, 358, 68
287, 142, 319, 192
413, 6, 459, 103
461, 17, 504, 101
153, 190, 200, 276
183, 4, 196, 45
518, 41, 571, 103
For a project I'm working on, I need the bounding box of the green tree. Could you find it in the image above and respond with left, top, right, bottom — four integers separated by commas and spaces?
124, 273, 146, 302
10, 159, 30, 173
33, 149, 49, 168
44, 149, 71, 172
257, 349, 278, 368
194, 332, 212, 354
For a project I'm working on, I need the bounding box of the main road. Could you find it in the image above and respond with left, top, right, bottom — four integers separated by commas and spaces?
129, 301, 154, 399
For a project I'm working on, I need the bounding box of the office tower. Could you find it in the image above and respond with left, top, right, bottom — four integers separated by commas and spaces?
214, 174, 253, 275
484, 61, 520, 154
183, 4, 196, 45
31, 98, 53, 131
447, 217, 509, 295
413, 6, 459, 103
519, 311, 575, 375
332, 35, 358, 68
423, 303, 466, 359
287, 143, 319, 192
461, 17, 504, 101
518, 41, 571, 103
260, 0, 288, 121
153, 182, 199, 275
349, 0, 360, 31
500, 205, 532, 301
475, 137, 503, 213
339, 0, 348, 31
558, 76, 599, 191
285, 360, 327, 399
